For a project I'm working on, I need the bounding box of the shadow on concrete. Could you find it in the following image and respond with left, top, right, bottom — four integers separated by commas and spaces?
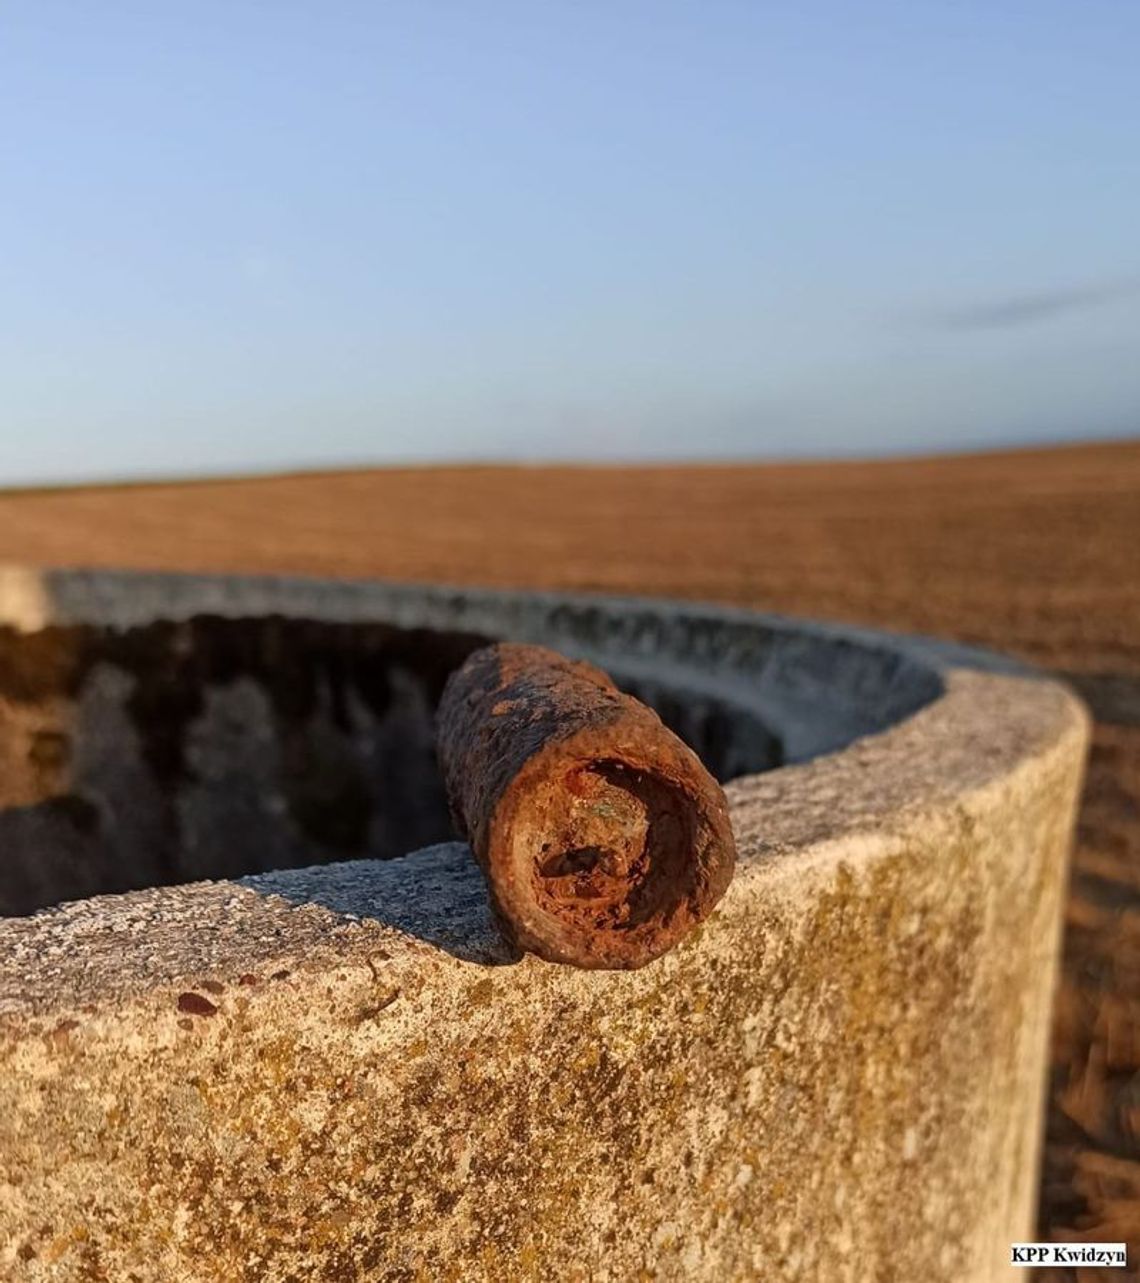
241, 841, 524, 967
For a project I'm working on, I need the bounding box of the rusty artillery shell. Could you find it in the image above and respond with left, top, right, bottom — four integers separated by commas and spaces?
436, 642, 736, 969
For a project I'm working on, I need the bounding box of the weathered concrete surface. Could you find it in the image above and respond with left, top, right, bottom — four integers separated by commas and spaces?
0, 570, 1088, 1281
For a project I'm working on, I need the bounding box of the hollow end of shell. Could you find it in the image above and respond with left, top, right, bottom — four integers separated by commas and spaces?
491, 752, 735, 970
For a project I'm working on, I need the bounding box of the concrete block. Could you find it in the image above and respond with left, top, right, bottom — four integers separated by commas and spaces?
0, 569, 1087, 1281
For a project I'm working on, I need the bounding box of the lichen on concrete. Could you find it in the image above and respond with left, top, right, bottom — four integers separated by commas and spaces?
0, 571, 1089, 1282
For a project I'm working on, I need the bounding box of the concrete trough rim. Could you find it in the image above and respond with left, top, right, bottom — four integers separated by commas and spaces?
0, 567, 1087, 1023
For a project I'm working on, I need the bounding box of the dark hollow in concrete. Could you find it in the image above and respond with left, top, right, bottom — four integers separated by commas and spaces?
0, 582, 950, 917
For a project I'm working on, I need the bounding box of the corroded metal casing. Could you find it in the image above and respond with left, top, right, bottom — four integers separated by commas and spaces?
436, 642, 736, 969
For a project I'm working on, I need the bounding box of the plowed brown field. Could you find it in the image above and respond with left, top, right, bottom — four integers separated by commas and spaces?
2, 438, 1138, 1271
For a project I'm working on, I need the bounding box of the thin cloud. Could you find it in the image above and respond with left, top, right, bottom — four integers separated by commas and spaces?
917, 277, 1140, 331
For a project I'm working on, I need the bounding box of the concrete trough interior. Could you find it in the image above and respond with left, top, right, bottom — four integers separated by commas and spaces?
0, 576, 940, 916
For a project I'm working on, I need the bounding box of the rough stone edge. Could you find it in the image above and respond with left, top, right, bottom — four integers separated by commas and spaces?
0, 667, 1089, 1019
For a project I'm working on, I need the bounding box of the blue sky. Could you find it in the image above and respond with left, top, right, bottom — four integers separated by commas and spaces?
2, 1, 1138, 483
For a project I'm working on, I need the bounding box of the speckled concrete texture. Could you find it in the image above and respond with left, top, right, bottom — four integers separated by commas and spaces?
0, 571, 1088, 1282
